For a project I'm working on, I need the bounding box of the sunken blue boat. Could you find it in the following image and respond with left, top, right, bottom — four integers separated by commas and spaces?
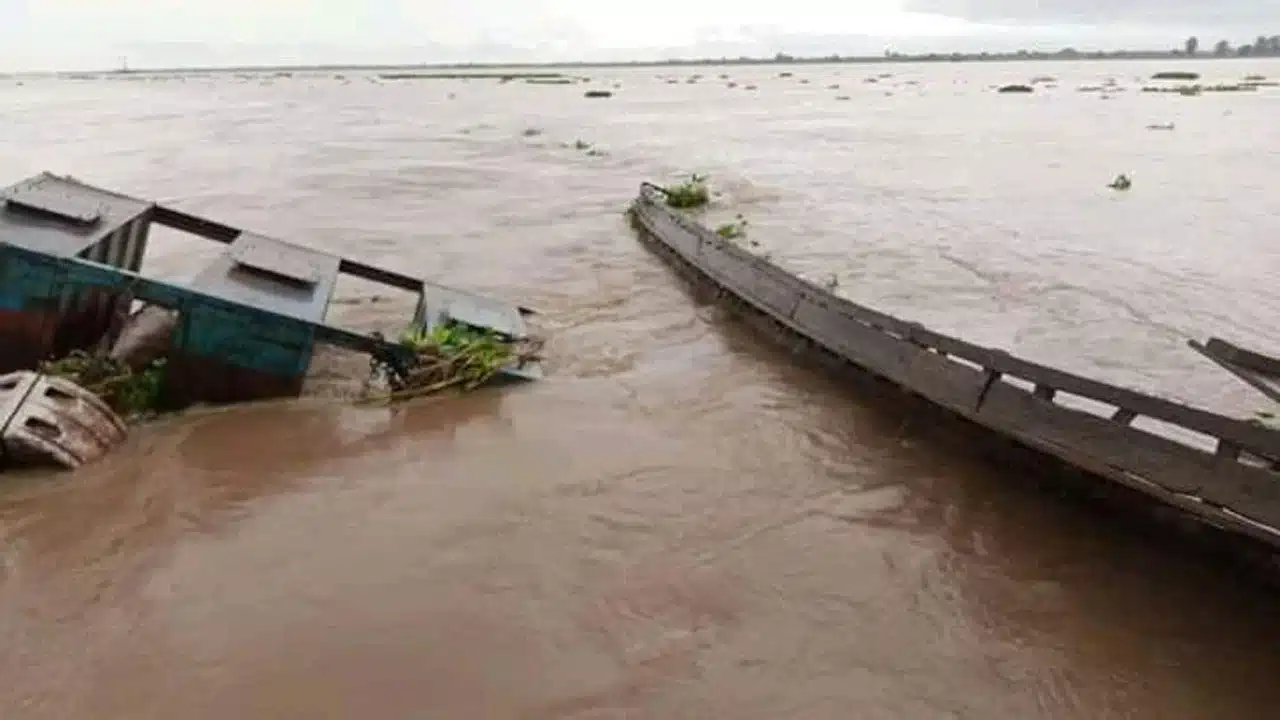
0, 172, 540, 405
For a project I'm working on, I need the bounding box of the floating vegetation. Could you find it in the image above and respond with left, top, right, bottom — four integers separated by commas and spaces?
998, 84, 1034, 94
1108, 173, 1132, 191
364, 323, 544, 403
1152, 71, 1200, 81
716, 215, 749, 240
40, 351, 166, 420
660, 174, 711, 209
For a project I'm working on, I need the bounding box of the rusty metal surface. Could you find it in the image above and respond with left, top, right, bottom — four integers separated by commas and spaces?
0, 370, 127, 470
628, 184, 1280, 551
0, 307, 58, 373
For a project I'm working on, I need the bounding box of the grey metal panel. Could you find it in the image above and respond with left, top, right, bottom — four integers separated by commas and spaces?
417, 281, 527, 339
4, 184, 103, 225
230, 234, 325, 286
0, 173, 152, 258
190, 233, 341, 325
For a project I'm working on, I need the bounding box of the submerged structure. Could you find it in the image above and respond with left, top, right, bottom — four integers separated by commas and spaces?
628, 182, 1280, 560
0, 172, 540, 466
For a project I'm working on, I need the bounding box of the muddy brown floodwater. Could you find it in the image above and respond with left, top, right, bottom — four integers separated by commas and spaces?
3, 60, 1280, 719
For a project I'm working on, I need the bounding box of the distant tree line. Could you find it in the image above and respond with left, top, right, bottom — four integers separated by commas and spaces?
1182, 35, 1280, 57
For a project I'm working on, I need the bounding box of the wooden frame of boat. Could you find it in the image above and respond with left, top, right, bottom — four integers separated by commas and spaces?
0, 172, 540, 407
628, 183, 1280, 552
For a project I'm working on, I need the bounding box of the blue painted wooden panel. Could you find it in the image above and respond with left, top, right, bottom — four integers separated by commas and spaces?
0, 249, 64, 311
178, 304, 314, 377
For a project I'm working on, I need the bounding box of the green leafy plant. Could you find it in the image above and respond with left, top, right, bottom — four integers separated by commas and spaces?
365, 321, 542, 404
662, 173, 711, 209
716, 214, 748, 239
40, 351, 167, 420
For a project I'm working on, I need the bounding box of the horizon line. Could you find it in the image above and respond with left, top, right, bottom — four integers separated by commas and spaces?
8, 45, 1274, 77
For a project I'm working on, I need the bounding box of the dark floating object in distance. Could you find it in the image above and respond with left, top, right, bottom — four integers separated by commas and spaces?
1152, 71, 1200, 81
1108, 173, 1132, 190
997, 84, 1033, 93
584, 90, 613, 98
379, 71, 565, 81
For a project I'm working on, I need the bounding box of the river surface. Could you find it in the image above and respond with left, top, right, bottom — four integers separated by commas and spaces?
2, 59, 1280, 719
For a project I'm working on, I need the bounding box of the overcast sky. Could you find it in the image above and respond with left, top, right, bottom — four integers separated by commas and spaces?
2, 0, 1279, 71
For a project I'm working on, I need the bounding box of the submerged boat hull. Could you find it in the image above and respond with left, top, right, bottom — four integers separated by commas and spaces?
1, 172, 541, 407
0, 370, 127, 470
628, 184, 1280, 557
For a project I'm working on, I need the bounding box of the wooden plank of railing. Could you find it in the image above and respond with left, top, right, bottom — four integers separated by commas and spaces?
1202, 337, 1280, 376
152, 205, 241, 243
1190, 338, 1280, 404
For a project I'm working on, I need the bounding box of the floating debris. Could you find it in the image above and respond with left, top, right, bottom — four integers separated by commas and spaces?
1108, 174, 1132, 191
0, 370, 128, 470
380, 72, 566, 81
1152, 71, 1200, 81
363, 323, 544, 404
1141, 84, 1256, 94
584, 89, 613, 98
998, 84, 1034, 94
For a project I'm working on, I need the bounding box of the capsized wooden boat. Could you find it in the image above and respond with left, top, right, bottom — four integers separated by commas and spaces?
628, 182, 1280, 554
0, 172, 541, 408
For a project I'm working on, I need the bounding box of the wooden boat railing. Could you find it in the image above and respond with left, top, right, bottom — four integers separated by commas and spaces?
629, 183, 1280, 547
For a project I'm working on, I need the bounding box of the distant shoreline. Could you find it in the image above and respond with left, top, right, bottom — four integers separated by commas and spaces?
8, 48, 1279, 78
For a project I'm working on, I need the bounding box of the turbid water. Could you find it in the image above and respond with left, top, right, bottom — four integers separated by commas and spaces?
2, 59, 1279, 719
